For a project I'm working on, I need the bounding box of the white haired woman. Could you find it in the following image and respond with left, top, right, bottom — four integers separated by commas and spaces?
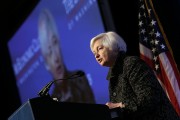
90, 31, 180, 120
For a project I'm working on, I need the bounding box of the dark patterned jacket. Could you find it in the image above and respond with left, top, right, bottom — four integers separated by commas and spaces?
107, 51, 180, 120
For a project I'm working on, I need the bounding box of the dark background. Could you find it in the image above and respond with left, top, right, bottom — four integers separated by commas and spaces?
1, 0, 180, 119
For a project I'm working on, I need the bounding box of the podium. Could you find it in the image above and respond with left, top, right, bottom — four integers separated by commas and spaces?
8, 97, 112, 120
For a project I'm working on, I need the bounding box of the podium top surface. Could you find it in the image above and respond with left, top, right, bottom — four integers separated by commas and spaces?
8, 97, 112, 120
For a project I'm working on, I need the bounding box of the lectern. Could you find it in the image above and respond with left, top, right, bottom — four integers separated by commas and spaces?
8, 97, 111, 120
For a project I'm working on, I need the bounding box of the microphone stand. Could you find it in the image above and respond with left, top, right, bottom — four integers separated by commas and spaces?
38, 81, 54, 97
37, 71, 84, 97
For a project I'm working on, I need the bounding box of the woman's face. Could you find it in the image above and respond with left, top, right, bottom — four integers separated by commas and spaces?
40, 22, 65, 80
45, 29, 65, 80
92, 39, 117, 67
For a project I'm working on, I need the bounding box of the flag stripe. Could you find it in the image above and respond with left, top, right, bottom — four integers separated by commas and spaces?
139, 43, 154, 68
158, 55, 180, 113
160, 52, 180, 89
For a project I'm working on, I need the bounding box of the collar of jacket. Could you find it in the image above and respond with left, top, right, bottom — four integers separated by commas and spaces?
106, 51, 126, 80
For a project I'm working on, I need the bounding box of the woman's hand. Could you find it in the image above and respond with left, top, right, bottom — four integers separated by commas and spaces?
106, 102, 125, 109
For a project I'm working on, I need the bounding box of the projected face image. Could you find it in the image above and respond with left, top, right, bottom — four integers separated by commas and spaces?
8, 0, 109, 104
37, 8, 96, 104
38, 9, 65, 81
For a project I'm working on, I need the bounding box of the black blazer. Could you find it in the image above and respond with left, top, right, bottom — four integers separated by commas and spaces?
107, 52, 180, 120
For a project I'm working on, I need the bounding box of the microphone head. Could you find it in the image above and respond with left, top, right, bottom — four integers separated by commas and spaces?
76, 71, 85, 76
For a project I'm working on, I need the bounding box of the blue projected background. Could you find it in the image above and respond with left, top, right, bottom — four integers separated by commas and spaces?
8, 0, 110, 104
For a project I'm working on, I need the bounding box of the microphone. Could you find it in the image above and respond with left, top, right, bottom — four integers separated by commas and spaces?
38, 71, 84, 97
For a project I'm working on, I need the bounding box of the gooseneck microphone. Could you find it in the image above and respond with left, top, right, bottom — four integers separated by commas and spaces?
38, 71, 84, 97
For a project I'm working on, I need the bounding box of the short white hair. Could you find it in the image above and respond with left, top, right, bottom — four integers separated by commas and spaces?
90, 31, 127, 52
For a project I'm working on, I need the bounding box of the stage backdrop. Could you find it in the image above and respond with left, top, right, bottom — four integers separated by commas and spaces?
7, 0, 115, 104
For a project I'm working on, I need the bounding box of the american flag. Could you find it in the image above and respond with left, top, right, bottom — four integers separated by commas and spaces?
138, 0, 180, 116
